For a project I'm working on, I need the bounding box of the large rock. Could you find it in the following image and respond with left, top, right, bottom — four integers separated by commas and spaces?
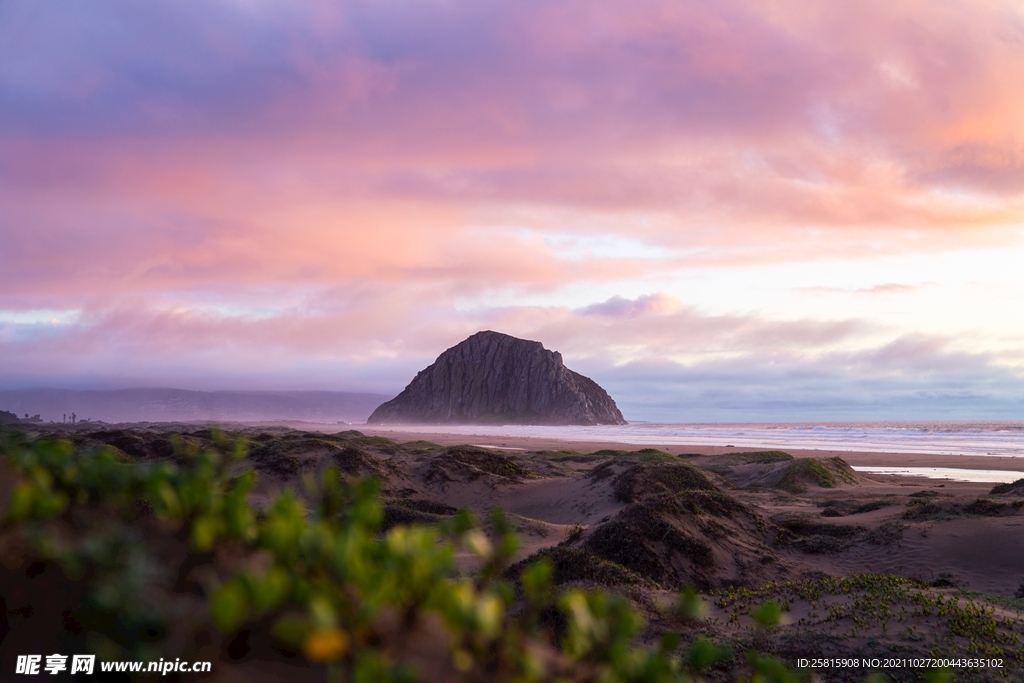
367, 331, 626, 425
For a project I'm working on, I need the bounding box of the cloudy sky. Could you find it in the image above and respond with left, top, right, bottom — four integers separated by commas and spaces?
3, 0, 1024, 420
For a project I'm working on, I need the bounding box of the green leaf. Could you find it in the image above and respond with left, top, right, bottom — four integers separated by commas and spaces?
34, 491, 68, 519
190, 514, 221, 551
248, 568, 291, 613
686, 638, 723, 673
453, 509, 474, 533
6, 482, 36, 522
211, 582, 249, 633
271, 615, 308, 651
521, 559, 553, 604
155, 482, 182, 520
678, 585, 705, 620
658, 631, 680, 654
308, 594, 337, 629
751, 600, 783, 628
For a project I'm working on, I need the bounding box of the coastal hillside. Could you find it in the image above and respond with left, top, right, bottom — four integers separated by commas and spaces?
0, 388, 392, 425
368, 331, 626, 425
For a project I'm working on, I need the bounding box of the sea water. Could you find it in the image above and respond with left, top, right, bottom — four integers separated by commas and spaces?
849, 466, 1024, 483
371, 421, 1024, 457
368, 421, 1024, 481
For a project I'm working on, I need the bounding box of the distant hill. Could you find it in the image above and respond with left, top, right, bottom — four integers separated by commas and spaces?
368, 330, 626, 425
0, 388, 393, 425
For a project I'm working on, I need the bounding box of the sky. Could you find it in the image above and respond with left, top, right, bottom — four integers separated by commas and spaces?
2, 0, 1024, 421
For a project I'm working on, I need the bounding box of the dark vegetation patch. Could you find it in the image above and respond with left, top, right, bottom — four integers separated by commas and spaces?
583, 491, 767, 589
819, 501, 853, 517
260, 435, 341, 453
395, 440, 444, 455
672, 489, 751, 517
909, 490, 941, 498
248, 437, 348, 477
250, 430, 410, 464
773, 515, 867, 554
818, 498, 895, 517
589, 448, 674, 462
186, 427, 223, 440
315, 430, 404, 454
697, 453, 859, 494
381, 498, 459, 531
632, 448, 675, 462
532, 450, 597, 463
581, 448, 675, 464
930, 572, 964, 588
73, 428, 177, 460
865, 520, 906, 546
901, 497, 1013, 521
773, 457, 858, 493
991, 478, 1024, 495
963, 498, 1009, 516
441, 445, 530, 478
393, 498, 459, 516
424, 446, 531, 483
902, 499, 947, 521
330, 445, 387, 478
585, 513, 714, 584
560, 524, 585, 545
342, 434, 400, 454
611, 462, 718, 503
72, 427, 409, 481
590, 449, 631, 457
708, 450, 794, 466
587, 460, 619, 482
506, 546, 652, 588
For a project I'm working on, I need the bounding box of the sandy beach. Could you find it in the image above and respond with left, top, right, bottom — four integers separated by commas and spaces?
328, 423, 1024, 599
10, 420, 1024, 681
317, 423, 1024, 474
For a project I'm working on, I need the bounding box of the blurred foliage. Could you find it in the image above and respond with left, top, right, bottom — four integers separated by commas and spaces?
0, 428, 877, 681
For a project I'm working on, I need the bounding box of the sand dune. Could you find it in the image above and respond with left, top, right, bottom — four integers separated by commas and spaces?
15, 422, 1024, 680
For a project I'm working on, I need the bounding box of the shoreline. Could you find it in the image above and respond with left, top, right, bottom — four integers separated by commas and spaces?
345, 424, 1024, 474
24, 419, 1024, 477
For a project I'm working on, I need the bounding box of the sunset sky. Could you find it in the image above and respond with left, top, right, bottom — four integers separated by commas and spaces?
3, 0, 1024, 420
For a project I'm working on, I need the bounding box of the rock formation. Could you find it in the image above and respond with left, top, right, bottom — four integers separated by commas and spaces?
367, 331, 626, 425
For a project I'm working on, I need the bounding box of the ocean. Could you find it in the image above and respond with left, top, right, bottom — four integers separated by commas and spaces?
367, 421, 1024, 482
369, 421, 1024, 457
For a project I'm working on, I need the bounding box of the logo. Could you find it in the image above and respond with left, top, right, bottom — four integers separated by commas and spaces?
15, 655, 95, 676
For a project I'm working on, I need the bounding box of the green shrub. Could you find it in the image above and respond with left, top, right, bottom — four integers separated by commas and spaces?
773, 515, 867, 554
990, 478, 1024, 495
0, 428, 867, 682
612, 462, 718, 503
775, 458, 857, 493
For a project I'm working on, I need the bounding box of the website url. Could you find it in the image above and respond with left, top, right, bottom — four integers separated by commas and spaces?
14, 655, 212, 676
101, 660, 213, 674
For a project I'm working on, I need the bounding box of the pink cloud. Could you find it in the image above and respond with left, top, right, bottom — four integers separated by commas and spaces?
582, 293, 680, 319
3, 0, 1024, 416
